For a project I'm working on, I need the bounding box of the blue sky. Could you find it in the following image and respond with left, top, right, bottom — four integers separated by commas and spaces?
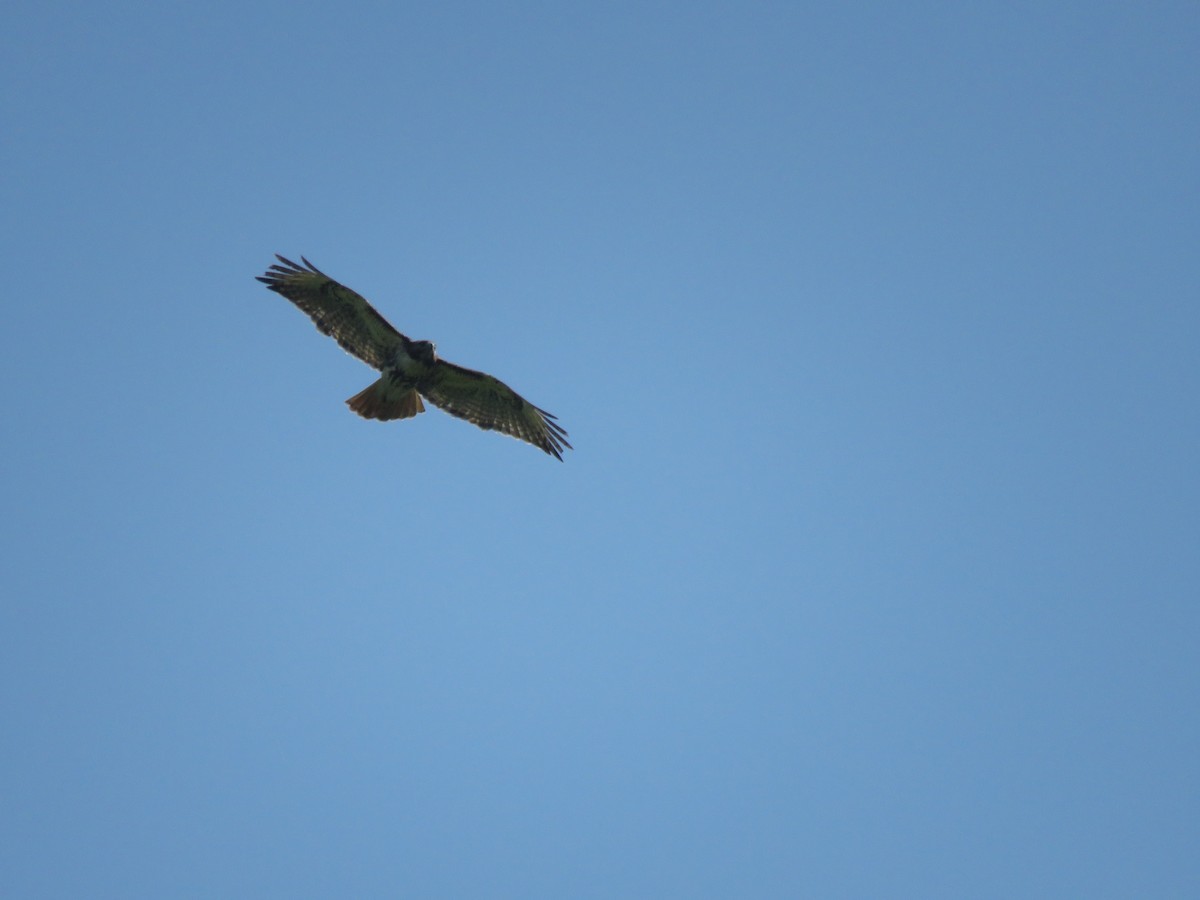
2, 1, 1197, 896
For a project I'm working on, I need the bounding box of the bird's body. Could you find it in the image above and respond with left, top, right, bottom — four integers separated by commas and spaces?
257, 255, 570, 459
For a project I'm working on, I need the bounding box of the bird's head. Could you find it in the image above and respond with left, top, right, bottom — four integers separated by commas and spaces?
410, 340, 437, 364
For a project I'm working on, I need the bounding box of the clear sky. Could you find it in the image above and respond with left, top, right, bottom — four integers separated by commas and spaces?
2, 1, 1197, 897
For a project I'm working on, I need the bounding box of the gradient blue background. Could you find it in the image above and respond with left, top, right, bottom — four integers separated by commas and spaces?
2, 2, 1197, 896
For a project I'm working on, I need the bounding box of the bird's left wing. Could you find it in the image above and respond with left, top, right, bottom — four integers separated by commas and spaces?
257, 255, 406, 369
421, 360, 572, 460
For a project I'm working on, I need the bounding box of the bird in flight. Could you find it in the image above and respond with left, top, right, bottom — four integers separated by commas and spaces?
257, 255, 571, 460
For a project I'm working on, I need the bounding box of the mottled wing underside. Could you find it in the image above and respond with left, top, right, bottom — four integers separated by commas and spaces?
256, 255, 405, 369
422, 361, 572, 460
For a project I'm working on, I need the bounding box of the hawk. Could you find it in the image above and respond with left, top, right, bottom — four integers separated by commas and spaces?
257, 255, 571, 460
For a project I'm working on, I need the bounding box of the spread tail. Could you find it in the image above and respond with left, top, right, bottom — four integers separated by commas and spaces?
346, 377, 426, 421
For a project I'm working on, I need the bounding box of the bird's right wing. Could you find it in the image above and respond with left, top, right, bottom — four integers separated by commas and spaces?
257, 255, 406, 369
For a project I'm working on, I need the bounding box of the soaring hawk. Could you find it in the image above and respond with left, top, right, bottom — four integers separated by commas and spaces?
257, 255, 571, 460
